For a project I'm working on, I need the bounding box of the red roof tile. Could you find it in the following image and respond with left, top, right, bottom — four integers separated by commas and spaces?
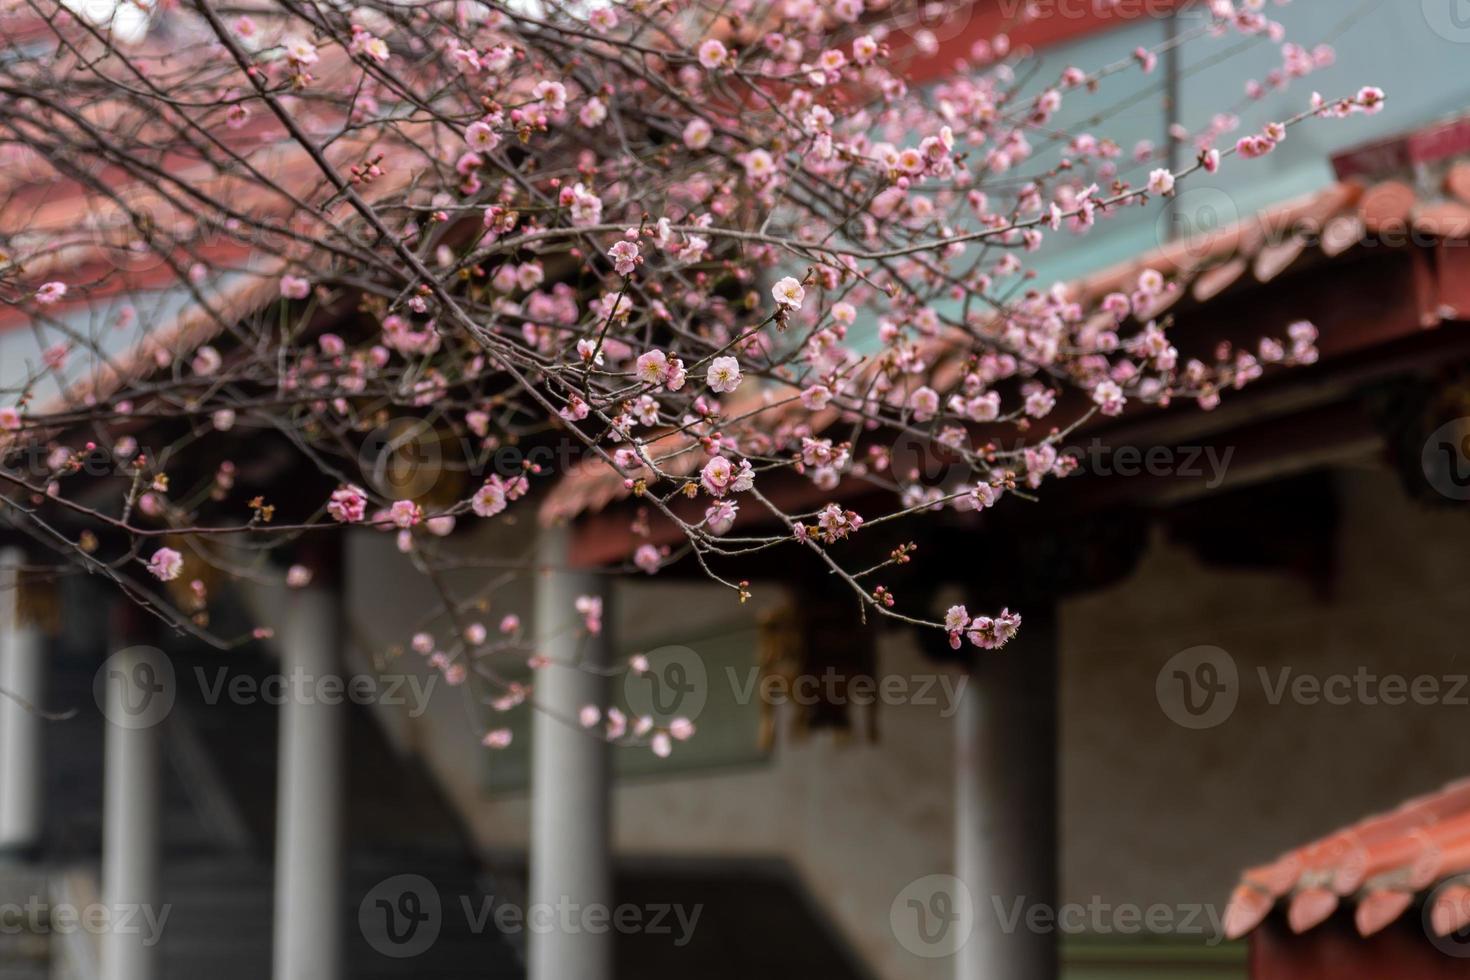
1227, 778, 1470, 941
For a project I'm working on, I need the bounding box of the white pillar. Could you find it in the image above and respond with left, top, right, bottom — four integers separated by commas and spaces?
955, 610, 1057, 980
0, 547, 44, 859
273, 586, 345, 980
529, 525, 612, 980
102, 643, 163, 980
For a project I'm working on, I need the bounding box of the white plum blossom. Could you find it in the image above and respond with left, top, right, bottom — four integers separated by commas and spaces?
636, 349, 669, 385
1092, 380, 1127, 416
683, 118, 712, 150
772, 277, 805, 310
910, 386, 940, 422
283, 36, 317, 65
705, 500, 738, 535
706, 356, 742, 394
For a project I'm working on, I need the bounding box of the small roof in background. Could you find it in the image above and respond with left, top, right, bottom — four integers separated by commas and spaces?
1226, 777, 1470, 943
0, 12, 436, 417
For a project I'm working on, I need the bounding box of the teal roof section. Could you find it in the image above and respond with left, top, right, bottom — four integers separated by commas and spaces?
987, 0, 1470, 289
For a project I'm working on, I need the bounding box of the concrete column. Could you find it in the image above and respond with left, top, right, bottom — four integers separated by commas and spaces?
955, 608, 1058, 980
272, 586, 345, 980
0, 547, 44, 860
529, 525, 612, 980
102, 642, 163, 980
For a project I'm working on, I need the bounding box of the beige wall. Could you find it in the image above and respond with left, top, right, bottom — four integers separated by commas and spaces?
1064, 463, 1470, 910
350, 461, 1470, 980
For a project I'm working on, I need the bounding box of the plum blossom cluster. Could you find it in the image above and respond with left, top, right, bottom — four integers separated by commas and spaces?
0, 0, 1381, 754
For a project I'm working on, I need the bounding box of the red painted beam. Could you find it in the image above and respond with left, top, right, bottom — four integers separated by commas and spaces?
900, 0, 1185, 87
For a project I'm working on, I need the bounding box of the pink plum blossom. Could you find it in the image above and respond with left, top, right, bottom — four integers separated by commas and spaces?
147, 548, 183, 582
34, 281, 66, 304
328, 485, 368, 523
389, 500, 422, 528
697, 39, 727, 70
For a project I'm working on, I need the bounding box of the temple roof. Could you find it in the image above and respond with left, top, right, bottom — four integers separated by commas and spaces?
1226, 777, 1470, 942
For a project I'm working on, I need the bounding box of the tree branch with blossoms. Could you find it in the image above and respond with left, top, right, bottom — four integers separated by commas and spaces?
0, 0, 1382, 755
